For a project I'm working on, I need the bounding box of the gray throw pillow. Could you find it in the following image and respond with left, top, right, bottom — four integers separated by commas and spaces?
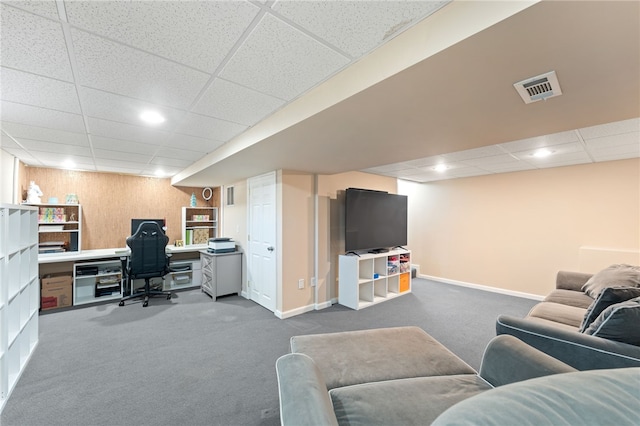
584, 297, 640, 346
581, 264, 640, 298
579, 287, 640, 332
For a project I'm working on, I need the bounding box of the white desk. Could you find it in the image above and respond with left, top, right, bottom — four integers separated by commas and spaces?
38, 244, 207, 263
38, 245, 208, 308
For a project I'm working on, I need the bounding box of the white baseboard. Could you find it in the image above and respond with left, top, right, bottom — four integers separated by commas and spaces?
276, 299, 336, 319
276, 303, 316, 319
419, 274, 545, 301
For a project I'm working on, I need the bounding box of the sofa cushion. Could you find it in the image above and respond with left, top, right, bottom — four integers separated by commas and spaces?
581, 264, 640, 298
527, 302, 586, 328
432, 368, 640, 426
584, 297, 640, 345
330, 375, 491, 426
579, 287, 640, 332
544, 289, 594, 309
290, 326, 476, 390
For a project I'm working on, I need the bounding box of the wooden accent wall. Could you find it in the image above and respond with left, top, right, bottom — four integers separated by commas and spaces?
21, 167, 220, 250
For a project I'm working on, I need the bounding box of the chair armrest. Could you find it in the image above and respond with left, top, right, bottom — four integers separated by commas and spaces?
479, 335, 576, 387
276, 353, 338, 426
556, 271, 592, 291
497, 314, 640, 370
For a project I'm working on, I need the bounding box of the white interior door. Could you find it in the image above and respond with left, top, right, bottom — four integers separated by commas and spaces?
247, 172, 277, 312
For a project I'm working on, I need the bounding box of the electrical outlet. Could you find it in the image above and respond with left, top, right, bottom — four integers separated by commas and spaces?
298, 279, 304, 289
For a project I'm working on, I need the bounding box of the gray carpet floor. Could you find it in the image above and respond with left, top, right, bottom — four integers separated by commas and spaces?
1, 278, 537, 426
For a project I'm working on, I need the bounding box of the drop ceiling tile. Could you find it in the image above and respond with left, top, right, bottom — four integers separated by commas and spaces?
30, 150, 93, 165
273, 1, 449, 58
80, 88, 185, 132
474, 162, 535, 173
461, 154, 521, 167
14, 138, 91, 157
70, 29, 210, 109
90, 135, 158, 156
3, 1, 60, 20
166, 133, 224, 154
0, 121, 89, 146
95, 164, 144, 174
0, 68, 81, 113
220, 13, 349, 100
193, 78, 286, 126
513, 141, 586, 161
154, 147, 205, 162
140, 166, 182, 177
583, 132, 640, 151
150, 156, 194, 168
500, 131, 578, 154
0, 132, 21, 148
94, 157, 147, 168
86, 117, 170, 146
93, 148, 152, 164
449, 167, 490, 178
578, 117, 640, 139
526, 151, 592, 169
65, 0, 259, 72
1, 101, 85, 134
442, 145, 506, 162
588, 142, 640, 162
0, 4, 72, 81
176, 113, 247, 141
1, 147, 38, 164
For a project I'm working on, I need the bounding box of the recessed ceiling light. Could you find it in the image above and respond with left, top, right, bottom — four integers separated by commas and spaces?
532, 148, 554, 158
62, 159, 76, 169
434, 164, 448, 172
154, 169, 165, 177
139, 110, 165, 125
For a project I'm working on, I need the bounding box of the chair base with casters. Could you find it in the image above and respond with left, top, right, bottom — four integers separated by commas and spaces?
119, 276, 171, 307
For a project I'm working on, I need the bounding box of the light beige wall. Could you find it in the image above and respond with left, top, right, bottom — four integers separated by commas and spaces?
280, 170, 315, 313
400, 158, 640, 296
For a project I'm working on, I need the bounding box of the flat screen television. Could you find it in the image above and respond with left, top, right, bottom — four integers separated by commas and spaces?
131, 218, 166, 235
344, 188, 408, 253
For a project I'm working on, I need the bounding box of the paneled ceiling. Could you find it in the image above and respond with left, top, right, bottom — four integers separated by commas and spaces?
1, 1, 639, 187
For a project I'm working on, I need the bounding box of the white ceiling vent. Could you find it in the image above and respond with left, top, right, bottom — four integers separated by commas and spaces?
513, 71, 562, 104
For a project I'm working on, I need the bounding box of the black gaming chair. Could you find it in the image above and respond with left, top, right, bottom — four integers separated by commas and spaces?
119, 221, 172, 307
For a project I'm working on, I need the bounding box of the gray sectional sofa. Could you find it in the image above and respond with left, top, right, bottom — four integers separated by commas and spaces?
276, 327, 640, 425
497, 265, 640, 370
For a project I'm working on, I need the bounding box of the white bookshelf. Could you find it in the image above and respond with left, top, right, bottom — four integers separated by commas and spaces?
181, 206, 217, 245
1, 204, 39, 412
338, 249, 411, 310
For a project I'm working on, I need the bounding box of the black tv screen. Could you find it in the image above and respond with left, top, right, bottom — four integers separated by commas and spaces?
131, 218, 165, 235
345, 188, 408, 252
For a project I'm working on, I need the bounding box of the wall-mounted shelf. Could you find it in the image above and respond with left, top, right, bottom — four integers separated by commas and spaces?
182, 206, 217, 245
25, 203, 82, 254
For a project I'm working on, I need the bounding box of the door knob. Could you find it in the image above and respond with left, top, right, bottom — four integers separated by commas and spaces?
267, 246, 274, 252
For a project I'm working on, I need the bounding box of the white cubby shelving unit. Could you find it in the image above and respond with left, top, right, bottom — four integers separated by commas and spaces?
338, 249, 411, 310
1, 204, 39, 412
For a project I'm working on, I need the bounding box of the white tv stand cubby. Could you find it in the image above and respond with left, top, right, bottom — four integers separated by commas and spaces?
339, 249, 411, 310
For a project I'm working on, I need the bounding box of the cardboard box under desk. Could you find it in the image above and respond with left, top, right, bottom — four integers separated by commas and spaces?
41, 275, 73, 310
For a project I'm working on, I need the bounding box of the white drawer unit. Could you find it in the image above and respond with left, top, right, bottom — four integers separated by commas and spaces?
200, 251, 242, 300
